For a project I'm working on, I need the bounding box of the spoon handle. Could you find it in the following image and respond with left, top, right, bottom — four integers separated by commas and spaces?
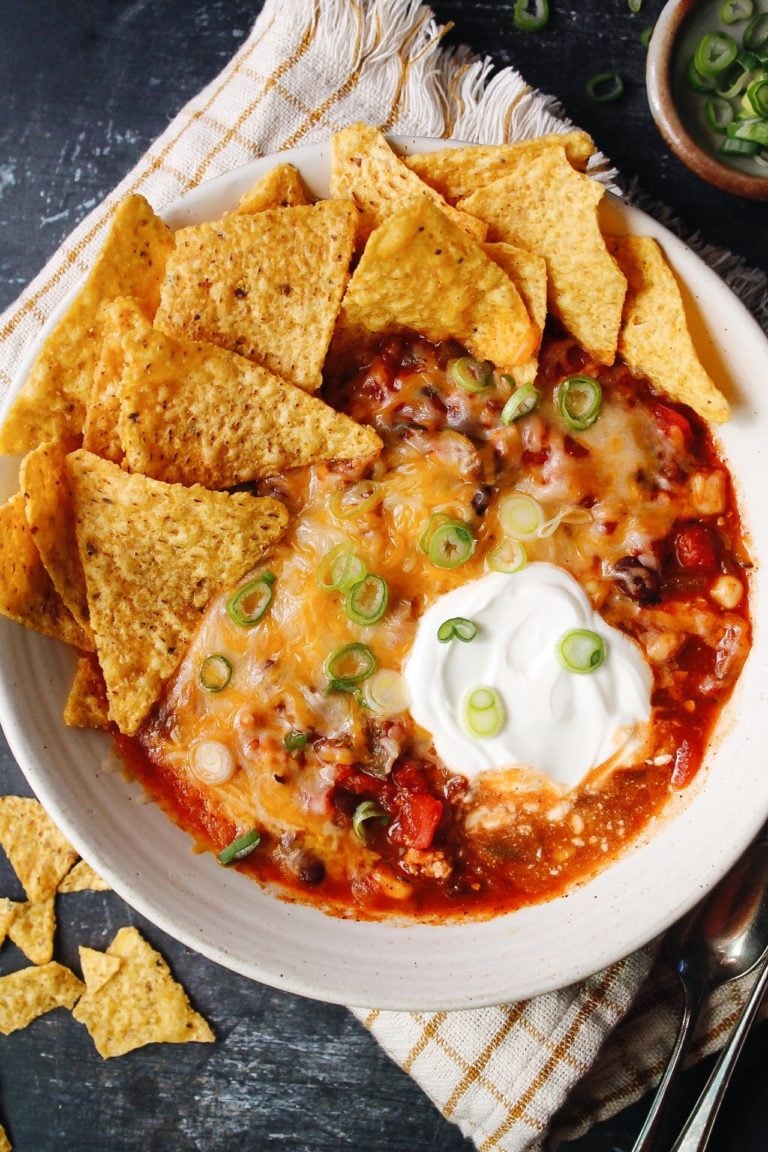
670, 948, 768, 1152
629, 983, 705, 1152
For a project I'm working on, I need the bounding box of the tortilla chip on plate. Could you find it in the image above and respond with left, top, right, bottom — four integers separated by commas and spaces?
404, 130, 597, 202
0, 493, 90, 649
0, 962, 84, 1036
116, 307, 381, 487
234, 163, 309, 214
607, 234, 731, 423
329, 122, 488, 245
73, 927, 214, 1058
66, 449, 289, 735
0, 195, 174, 454
7, 896, 55, 966
20, 437, 92, 641
330, 198, 538, 374
458, 146, 627, 366
63, 653, 110, 731
0, 797, 78, 901
484, 241, 548, 387
154, 200, 356, 392
82, 295, 151, 464
58, 858, 111, 893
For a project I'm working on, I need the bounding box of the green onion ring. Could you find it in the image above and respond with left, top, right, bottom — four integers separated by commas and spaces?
556, 629, 606, 674
487, 538, 528, 574
694, 31, 739, 77
500, 381, 541, 424
437, 617, 478, 643
225, 572, 276, 627
218, 828, 261, 865
199, 654, 233, 692
728, 118, 768, 145
420, 512, 476, 568
330, 479, 384, 520
498, 492, 545, 540
283, 730, 309, 752
462, 686, 506, 739
352, 800, 389, 842
641, 25, 654, 48
344, 574, 389, 625
556, 375, 602, 431
448, 356, 495, 393
706, 94, 735, 131
744, 12, 768, 51
316, 542, 367, 592
512, 0, 549, 31
324, 642, 377, 688
586, 71, 625, 103
719, 0, 753, 24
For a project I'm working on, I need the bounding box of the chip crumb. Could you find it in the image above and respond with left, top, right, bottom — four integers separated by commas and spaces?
0, 797, 79, 901
58, 859, 111, 893
0, 962, 84, 1036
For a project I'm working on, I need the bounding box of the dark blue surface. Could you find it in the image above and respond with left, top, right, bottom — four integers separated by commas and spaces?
1, 2, 766, 1150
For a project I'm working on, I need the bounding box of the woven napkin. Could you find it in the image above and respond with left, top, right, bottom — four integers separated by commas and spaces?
1, 2, 767, 1150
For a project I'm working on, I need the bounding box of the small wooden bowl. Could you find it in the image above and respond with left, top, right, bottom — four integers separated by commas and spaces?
646, 0, 768, 201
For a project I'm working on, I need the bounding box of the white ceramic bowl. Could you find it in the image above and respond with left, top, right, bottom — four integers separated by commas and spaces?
1, 138, 767, 1010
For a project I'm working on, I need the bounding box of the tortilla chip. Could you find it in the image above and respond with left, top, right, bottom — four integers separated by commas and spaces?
0, 897, 18, 947
329, 122, 488, 245
79, 946, 122, 993
20, 438, 92, 642
154, 200, 356, 392
115, 308, 381, 487
404, 131, 597, 202
7, 897, 55, 965
458, 146, 626, 366
82, 296, 151, 463
0, 492, 90, 648
331, 198, 538, 374
0, 1121, 9, 1152
66, 449, 289, 735
73, 927, 214, 1058
0, 797, 79, 901
484, 241, 548, 387
608, 235, 731, 423
0, 962, 84, 1035
63, 653, 111, 730
234, 163, 309, 213
58, 859, 111, 893
0, 195, 174, 453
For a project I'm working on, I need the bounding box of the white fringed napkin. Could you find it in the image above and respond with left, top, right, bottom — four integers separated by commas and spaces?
1, 3, 767, 1149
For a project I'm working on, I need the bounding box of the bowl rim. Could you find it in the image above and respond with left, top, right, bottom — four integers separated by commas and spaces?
646, 0, 768, 201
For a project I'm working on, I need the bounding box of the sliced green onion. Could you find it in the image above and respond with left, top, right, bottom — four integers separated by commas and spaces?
744, 12, 768, 51
330, 480, 384, 520
199, 654, 233, 692
283, 730, 309, 752
225, 572, 276, 627
586, 71, 624, 103
437, 617, 478, 643
706, 94, 736, 131
557, 374, 602, 431
641, 25, 654, 48
352, 800, 389, 842
487, 537, 528, 573
694, 31, 739, 76
500, 381, 541, 424
448, 356, 495, 393
316, 542, 367, 592
498, 492, 545, 540
686, 56, 718, 92
742, 75, 768, 116
344, 574, 388, 625
557, 629, 606, 674
513, 0, 549, 31
462, 686, 506, 739
363, 669, 410, 716
218, 828, 261, 865
721, 134, 761, 153
728, 117, 768, 144
628, 0, 643, 12
720, 0, 753, 23
420, 512, 476, 568
716, 50, 759, 96
324, 642, 377, 688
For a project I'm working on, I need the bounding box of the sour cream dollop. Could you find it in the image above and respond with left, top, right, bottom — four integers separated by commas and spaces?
404, 563, 652, 788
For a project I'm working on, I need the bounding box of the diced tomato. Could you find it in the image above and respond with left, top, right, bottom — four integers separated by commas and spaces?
673, 523, 719, 572
389, 793, 443, 850
651, 402, 694, 451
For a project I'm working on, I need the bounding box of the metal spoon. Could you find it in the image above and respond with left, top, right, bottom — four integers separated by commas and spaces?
631, 826, 768, 1152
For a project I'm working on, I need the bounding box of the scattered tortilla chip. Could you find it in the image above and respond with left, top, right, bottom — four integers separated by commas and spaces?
0, 797, 78, 901
234, 163, 309, 213
7, 897, 55, 965
0, 195, 174, 453
0, 492, 90, 649
331, 198, 538, 374
82, 296, 150, 464
73, 927, 214, 1058
115, 307, 381, 486
20, 438, 92, 642
79, 946, 122, 993
458, 146, 626, 366
58, 859, 111, 893
0, 897, 18, 947
329, 122, 488, 245
66, 449, 289, 734
0, 1120, 9, 1152
608, 234, 731, 423
404, 130, 597, 202
154, 200, 356, 392
63, 653, 111, 731
0, 962, 84, 1036
484, 241, 548, 387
